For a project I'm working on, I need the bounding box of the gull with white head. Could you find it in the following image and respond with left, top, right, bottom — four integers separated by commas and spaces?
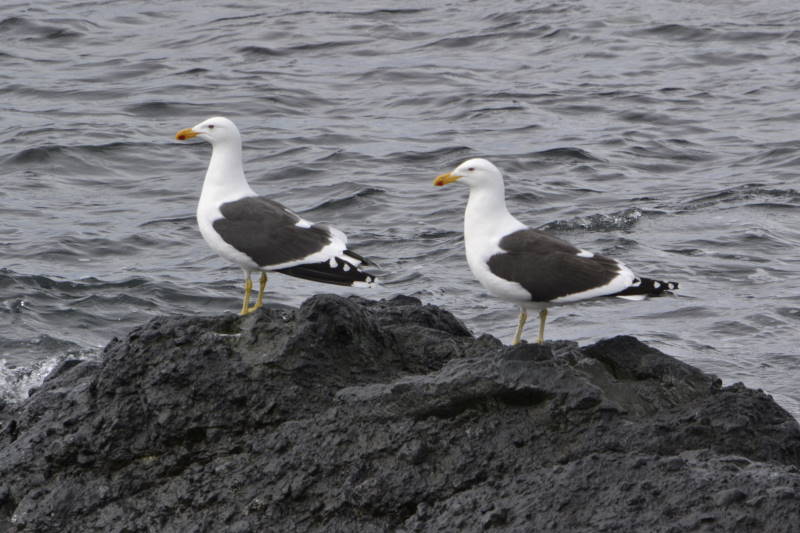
434, 158, 677, 344
176, 116, 376, 315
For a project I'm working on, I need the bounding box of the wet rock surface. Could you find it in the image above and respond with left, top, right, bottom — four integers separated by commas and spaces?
1, 294, 799, 532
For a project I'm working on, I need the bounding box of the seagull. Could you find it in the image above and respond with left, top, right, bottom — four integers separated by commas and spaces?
434, 157, 677, 344
176, 116, 376, 315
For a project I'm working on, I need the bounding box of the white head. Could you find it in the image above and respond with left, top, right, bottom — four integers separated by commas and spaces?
175, 116, 242, 147
433, 158, 504, 189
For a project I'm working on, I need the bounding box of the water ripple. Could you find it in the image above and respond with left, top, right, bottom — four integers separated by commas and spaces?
541, 207, 644, 232
1, 0, 799, 420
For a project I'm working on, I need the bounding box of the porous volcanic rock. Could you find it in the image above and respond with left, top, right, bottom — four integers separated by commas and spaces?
0, 294, 798, 532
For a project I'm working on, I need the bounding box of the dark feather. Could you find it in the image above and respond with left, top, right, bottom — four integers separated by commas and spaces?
213, 196, 336, 267
277, 259, 375, 286
614, 277, 678, 297
212, 196, 376, 285
487, 229, 625, 301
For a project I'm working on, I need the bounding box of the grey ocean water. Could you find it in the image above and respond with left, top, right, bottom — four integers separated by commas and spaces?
2, 1, 799, 417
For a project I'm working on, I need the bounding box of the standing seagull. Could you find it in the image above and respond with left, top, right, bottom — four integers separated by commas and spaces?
176, 116, 376, 315
434, 158, 677, 344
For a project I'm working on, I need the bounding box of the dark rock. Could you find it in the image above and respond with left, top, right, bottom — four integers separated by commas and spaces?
714, 488, 747, 506
0, 294, 799, 532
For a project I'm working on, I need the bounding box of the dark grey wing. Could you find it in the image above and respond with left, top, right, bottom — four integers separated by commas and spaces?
213, 196, 332, 268
487, 229, 626, 302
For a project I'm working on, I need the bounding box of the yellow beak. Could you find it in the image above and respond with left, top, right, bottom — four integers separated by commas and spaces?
175, 128, 198, 141
433, 171, 461, 187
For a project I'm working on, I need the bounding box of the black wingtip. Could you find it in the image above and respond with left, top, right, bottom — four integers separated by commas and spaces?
617, 277, 679, 297
343, 249, 379, 268
276, 257, 376, 287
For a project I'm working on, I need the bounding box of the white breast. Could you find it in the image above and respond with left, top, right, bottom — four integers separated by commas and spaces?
196, 186, 260, 272
463, 198, 532, 304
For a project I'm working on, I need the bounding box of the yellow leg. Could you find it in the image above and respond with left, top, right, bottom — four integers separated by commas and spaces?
512, 309, 528, 345
240, 272, 268, 315
537, 309, 548, 344
239, 273, 253, 315
250, 272, 268, 312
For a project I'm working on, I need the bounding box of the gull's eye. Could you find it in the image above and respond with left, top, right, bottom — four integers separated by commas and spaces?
468, 167, 475, 171
208, 124, 215, 129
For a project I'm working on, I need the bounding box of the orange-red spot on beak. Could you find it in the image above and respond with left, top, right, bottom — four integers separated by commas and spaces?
175, 128, 198, 141
433, 172, 459, 187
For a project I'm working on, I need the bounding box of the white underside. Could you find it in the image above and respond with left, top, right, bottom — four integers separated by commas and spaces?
196, 143, 367, 278
197, 192, 366, 276
467, 237, 640, 312
188, 122, 374, 289
462, 183, 640, 312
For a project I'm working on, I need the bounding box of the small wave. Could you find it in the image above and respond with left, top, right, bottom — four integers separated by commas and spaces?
634, 23, 787, 45
634, 23, 712, 42
467, 104, 526, 119
0, 331, 95, 406
42, 28, 82, 40
237, 45, 286, 57
0, 16, 84, 41
553, 104, 607, 115
0, 268, 152, 294
533, 147, 603, 162
777, 307, 800, 322
17, 235, 149, 260
691, 51, 768, 67
423, 27, 557, 50
259, 91, 336, 113
304, 186, 385, 211
0, 334, 83, 355
358, 8, 428, 16
425, 33, 499, 49
138, 215, 195, 228
4, 143, 127, 176
732, 141, 800, 167
287, 40, 369, 53
124, 101, 195, 117
387, 146, 474, 165
617, 110, 692, 126
356, 66, 456, 83
0, 353, 76, 405
309, 136, 369, 151
719, 30, 790, 43
624, 140, 717, 163
11, 140, 142, 159
684, 185, 800, 210
265, 164, 327, 182
540, 207, 644, 232
5, 145, 78, 165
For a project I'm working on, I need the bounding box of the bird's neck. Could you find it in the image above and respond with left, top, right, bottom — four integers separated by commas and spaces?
200, 141, 255, 202
464, 183, 522, 242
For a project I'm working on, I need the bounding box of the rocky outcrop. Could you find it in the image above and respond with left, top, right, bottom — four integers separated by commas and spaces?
0, 294, 798, 532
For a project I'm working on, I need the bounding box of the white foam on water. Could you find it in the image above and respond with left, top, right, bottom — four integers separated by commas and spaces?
0, 356, 66, 405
